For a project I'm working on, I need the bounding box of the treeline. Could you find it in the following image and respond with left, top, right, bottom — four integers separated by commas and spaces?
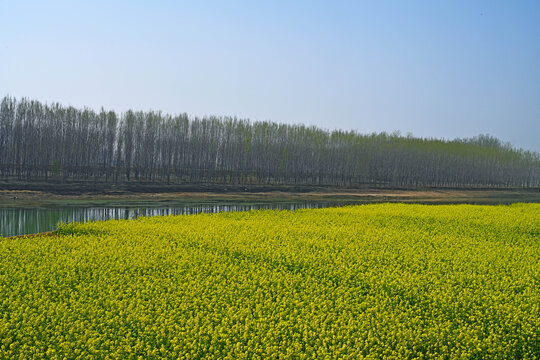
0, 96, 539, 188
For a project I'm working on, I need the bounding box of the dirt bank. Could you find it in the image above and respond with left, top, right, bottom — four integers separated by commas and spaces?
1, 188, 539, 208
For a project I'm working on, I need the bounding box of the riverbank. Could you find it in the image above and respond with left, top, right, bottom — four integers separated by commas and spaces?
1, 188, 539, 208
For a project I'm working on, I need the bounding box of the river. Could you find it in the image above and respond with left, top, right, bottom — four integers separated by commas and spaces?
0, 202, 347, 237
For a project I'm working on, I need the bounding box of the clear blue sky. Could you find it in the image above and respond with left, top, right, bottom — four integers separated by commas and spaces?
1, 0, 539, 151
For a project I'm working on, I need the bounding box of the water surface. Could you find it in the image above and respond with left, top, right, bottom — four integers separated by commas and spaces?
0, 202, 341, 237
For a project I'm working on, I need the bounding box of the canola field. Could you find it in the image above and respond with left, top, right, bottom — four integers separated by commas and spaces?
0, 203, 539, 359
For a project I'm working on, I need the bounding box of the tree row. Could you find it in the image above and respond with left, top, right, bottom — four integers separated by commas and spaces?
1, 96, 539, 188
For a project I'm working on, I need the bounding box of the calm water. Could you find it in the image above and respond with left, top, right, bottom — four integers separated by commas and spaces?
0, 202, 340, 237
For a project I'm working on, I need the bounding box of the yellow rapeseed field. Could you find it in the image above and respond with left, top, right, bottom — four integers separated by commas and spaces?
0, 204, 539, 359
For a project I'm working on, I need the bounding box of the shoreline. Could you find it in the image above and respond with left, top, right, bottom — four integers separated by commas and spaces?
2, 187, 540, 208
3, 231, 56, 240
2, 190, 539, 238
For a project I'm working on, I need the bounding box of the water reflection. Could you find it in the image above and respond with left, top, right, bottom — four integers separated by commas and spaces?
0, 202, 337, 237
